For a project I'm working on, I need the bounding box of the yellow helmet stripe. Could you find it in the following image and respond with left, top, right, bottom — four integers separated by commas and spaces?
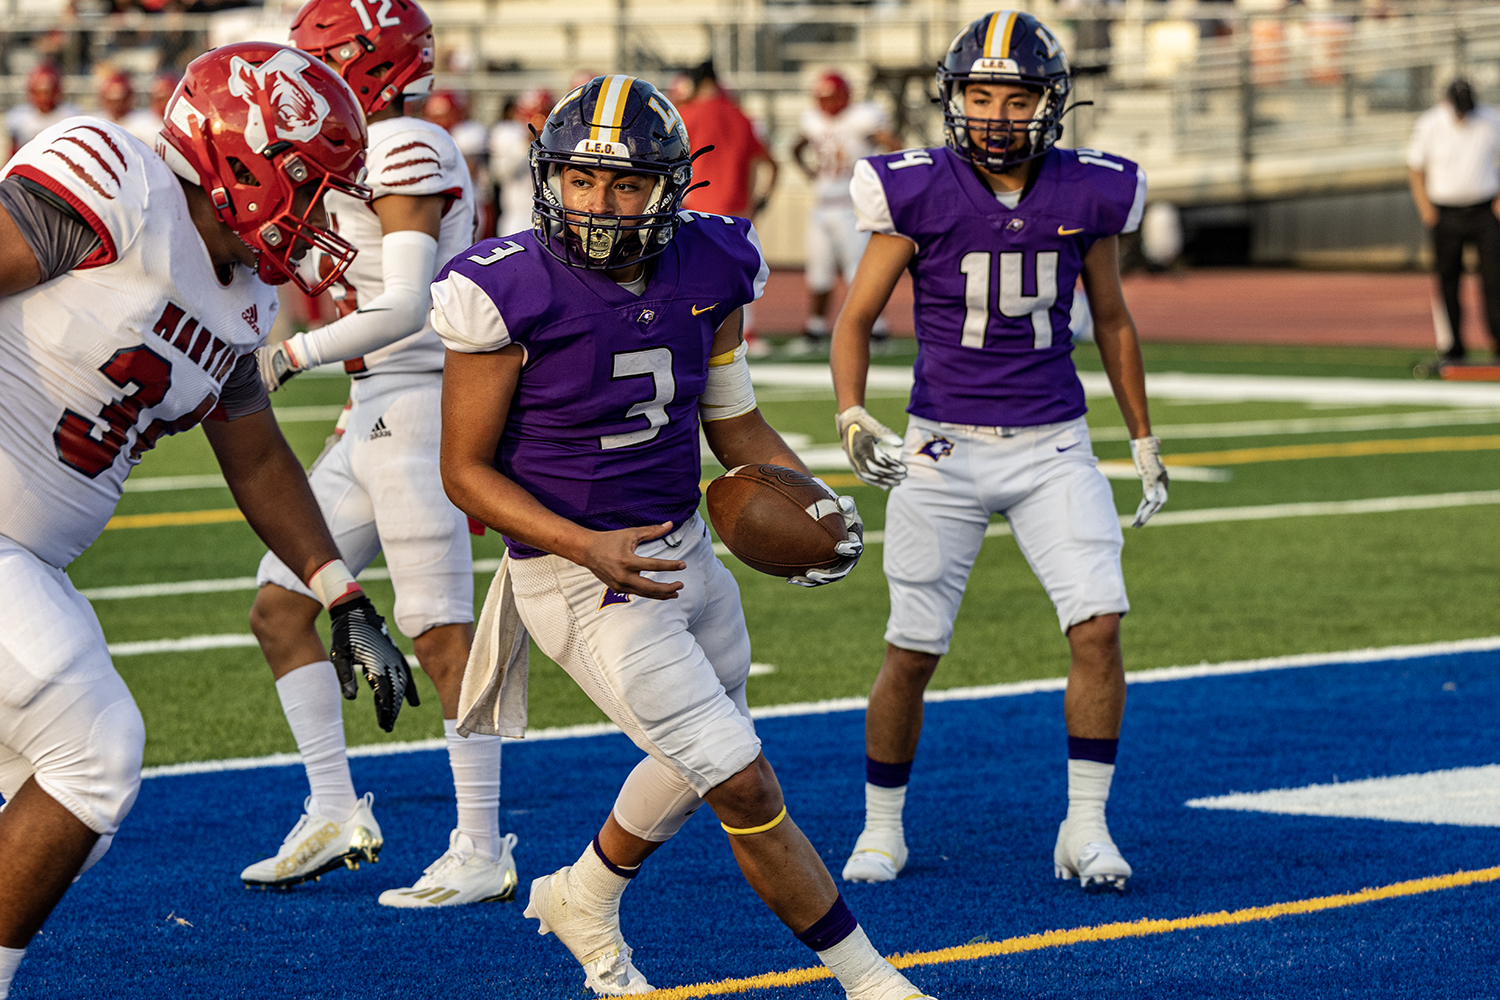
985, 10, 1019, 58
590, 74, 634, 142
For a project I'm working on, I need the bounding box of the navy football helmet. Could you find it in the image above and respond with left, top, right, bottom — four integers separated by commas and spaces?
531, 75, 693, 270
939, 10, 1072, 172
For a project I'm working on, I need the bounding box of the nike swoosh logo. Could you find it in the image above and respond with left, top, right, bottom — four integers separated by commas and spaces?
1057, 226, 1084, 236
1057, 442, 1082, 452
692, 303, 717, 316
355, 307, 391, 314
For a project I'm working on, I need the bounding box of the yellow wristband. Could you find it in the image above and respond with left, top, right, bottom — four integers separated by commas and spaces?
720, 805, 788, 836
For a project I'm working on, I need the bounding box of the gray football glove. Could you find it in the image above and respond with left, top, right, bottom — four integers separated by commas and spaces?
836, 405, 907, 489
789, 478, 865, 587
329, 594, 419, 732
1129, 435, 1169, 528
256, 340, 305, 393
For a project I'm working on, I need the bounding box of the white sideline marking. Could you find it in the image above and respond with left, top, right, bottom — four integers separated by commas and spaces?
139, 637, 1500, 779
1186, 765, 1500, 827
108, 635, 259, 656
81, 492, 1500, 601
747, 366, 1500, 407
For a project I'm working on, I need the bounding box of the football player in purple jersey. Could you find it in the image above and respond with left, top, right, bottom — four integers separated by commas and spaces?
830, 10, 1169, 892
434, 76, 935, 999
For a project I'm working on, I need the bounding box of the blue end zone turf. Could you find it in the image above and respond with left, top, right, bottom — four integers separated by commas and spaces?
16, 648, 1500, 998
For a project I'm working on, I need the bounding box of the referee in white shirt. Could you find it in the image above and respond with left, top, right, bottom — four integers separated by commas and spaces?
1408, 78, 1500, 361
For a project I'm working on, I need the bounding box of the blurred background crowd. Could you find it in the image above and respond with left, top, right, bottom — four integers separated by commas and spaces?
0, 0, 1494, 339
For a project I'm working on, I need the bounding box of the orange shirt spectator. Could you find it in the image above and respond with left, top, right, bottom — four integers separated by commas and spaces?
677, 62, 777, 219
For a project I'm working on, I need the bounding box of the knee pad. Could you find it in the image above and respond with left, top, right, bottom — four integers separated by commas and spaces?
612, 756, 704, 843
34, 691, 144, 838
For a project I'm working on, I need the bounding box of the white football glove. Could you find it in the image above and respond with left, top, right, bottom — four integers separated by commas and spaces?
257, 337, 307, 393
1129, 435, 1169, 528
836, 405, 907, 489
789, 477, 864, 587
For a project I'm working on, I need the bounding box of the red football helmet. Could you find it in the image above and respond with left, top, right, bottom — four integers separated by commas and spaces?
288, 0, 434, 117
98, 71, 133, 119
157, 42, 371, 295
28, 63, 62, 114
813, 70, 851, 116
423, 89, 467, 130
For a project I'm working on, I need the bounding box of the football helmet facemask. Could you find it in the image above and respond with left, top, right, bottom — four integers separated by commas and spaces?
157, 42, 371, 295
531, 75, 694, 271
939, 10, 1072, 172
289, 0, 435, 116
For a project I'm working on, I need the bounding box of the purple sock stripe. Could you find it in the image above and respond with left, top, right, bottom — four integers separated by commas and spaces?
795, 894, 859, 953
865, 756, 912, 788
1067, 736, 1119, 765
591, 835, 639, 880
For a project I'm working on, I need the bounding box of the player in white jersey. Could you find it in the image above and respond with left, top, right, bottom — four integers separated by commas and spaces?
245, 0, 518, 907
96, 71, 164, 149
0, 43, 412, 999
792, 71, 898, 350
4, 64, 80, 154
490, 87, 552, 238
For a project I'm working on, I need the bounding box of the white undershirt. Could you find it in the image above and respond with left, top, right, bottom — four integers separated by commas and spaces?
995, 189, 1021, 209
616, 272, 648, 296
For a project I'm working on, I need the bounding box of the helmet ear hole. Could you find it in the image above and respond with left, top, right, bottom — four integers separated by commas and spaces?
226, 157, 261, 186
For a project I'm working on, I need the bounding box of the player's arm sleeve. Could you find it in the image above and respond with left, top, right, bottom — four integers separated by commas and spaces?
0, 174, 102, 279
287, 229, 439, 368
742, 222, 770, 304
2, 120, 144, 267
206, 353, 272, 421
431, 271, 514, 354
1405, 113, 1430, 171
850, 158, 902, 236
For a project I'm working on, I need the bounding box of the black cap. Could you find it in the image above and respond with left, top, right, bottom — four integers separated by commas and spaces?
1449, 78, 1476, 116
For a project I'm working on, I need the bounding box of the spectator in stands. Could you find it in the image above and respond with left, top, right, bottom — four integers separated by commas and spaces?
489, 87, 552, 238
6, 64, 79, 155
1408, 77, 1500, 362
678, 60, 778, 353
792, 70, 898, 352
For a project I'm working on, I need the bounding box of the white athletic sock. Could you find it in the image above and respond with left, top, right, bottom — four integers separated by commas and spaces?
569, 840, 633, 910
863, 783, 907, 835
275, 662, 357, 820
1065, 759, 1114, 829
0, 944, 25, 1000
817, 927, 918, 999
444, 719, 502, 861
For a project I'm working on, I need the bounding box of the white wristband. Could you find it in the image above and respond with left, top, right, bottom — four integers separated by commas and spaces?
308, 559, 362, 610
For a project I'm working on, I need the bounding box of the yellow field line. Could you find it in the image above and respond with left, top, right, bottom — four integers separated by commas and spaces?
639, 865, 1500, 998
104, 509, 245, 530
1168, 434, 1500, 467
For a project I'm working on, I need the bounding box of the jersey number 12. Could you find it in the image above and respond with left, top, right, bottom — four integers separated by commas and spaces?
958, 250, 1059, 350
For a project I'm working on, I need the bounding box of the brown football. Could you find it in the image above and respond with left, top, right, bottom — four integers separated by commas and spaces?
705, 464, 847, 577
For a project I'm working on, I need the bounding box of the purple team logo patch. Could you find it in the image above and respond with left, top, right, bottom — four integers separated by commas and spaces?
637, 308, 656, 324
1006, 218, 1025, 233
917, 435, 955, 461
599, 588, 631, 608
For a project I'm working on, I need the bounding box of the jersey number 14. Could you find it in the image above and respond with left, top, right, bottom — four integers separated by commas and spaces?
958, 250, 1059, 350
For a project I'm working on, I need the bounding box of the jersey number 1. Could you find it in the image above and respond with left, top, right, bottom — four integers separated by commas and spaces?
958, 250, 1059, 350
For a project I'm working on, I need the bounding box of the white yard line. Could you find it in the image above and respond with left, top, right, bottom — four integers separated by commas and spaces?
748, 365, 1500, 407
139, 636, 1500, 779
81, 492, 1500, 602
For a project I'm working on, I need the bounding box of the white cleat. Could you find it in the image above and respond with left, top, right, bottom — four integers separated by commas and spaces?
523, 867, 654, 996
240, 793, 382, 889
1053, 816, 1131, 891
842, 828, 908, 883
847, 971, 937, 1000
377, 830, 519, 908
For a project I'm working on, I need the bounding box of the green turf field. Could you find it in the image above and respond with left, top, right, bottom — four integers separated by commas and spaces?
81, 342, 1500, 766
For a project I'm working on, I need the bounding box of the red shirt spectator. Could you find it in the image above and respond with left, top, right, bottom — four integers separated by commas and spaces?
677, 63, 777, 218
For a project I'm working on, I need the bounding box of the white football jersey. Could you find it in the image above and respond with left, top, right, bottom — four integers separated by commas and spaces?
0, 117, 277, 567
324, 116, 475, 376
799, 102, 891, 204
6, 102, 81, 148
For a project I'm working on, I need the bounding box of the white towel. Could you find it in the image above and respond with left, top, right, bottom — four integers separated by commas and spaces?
457, 552, 529, 738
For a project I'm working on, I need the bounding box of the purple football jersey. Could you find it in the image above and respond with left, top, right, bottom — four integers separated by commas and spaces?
855, 145, 1146, 426
432, 212, 768, 557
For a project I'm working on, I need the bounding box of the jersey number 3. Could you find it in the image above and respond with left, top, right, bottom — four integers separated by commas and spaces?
600, 348, 676, 450
959, 250, 1059, 350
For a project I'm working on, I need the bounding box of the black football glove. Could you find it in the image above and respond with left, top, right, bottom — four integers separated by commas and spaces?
329, 594, 419, 732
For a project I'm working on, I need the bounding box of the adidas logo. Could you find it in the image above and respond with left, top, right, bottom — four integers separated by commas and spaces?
242, 305, 260, 337
369, 417, 392, 440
